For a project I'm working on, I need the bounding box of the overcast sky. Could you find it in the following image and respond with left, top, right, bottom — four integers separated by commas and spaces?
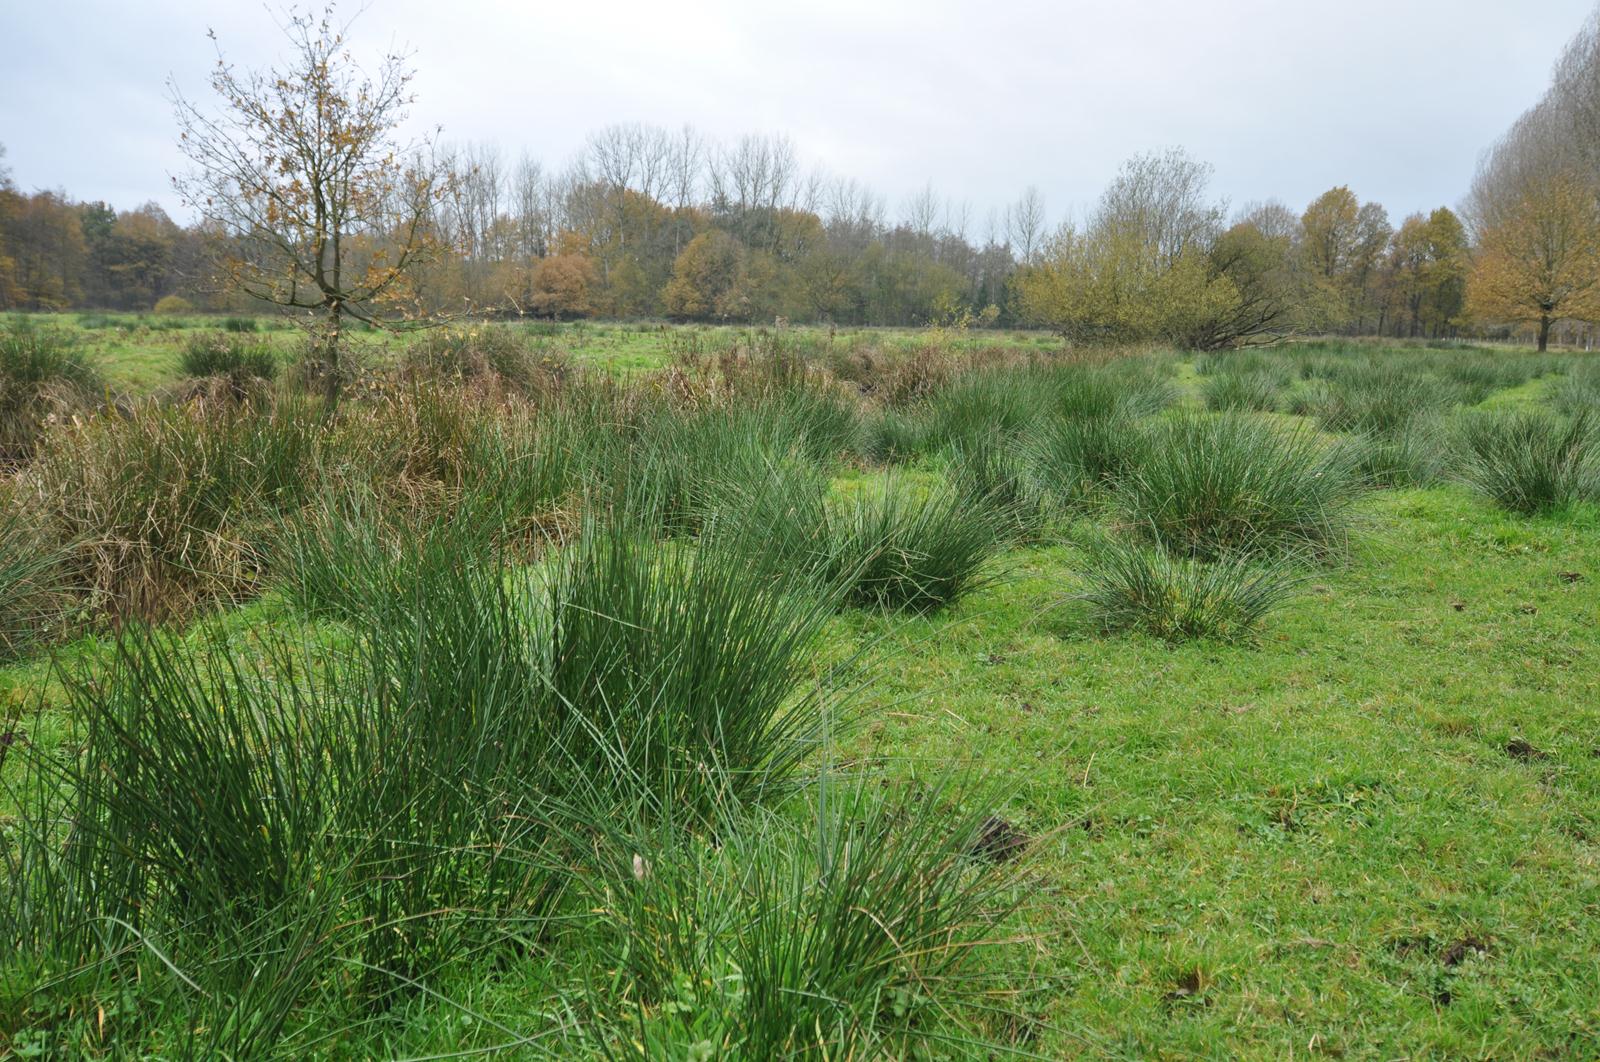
2, 0, 1594, 233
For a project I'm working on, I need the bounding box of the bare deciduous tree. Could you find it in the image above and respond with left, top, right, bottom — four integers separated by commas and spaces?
1006, 186, 1047, 264
171, 5, 446, 401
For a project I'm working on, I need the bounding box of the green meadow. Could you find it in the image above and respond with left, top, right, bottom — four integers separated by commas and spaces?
2, 318, 1598, 1057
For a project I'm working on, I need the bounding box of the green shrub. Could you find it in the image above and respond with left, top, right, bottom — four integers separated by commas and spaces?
464, 405, 590, 541
0, 320, 102, 463
221, 316, 260, 333
1454, 409, 1599, 514
937, 360, 1167, 522
152, 294, 193, 315
1118, 412, 1363, 559
1076, 538, 1301, 643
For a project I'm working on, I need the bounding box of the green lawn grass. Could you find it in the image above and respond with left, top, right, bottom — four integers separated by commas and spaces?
836, 487, 1600, 1056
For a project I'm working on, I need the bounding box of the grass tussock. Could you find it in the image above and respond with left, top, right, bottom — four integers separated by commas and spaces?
1025, 409, 1147, 512
1549, 360, 1600, 417
0, 505, 65, 663
178, 331, 279, 383
24, 394, 324, 618
1, 501, 1029, 1057
0, 320, 102, 465
575, 780, 1026, 1058
1117, 412, 1363, 559
402, 323, 574, 396
1351, 416, 1449, 487
816, 477, 1006, 613
1454, 408, 1599, 514
1076, 538, 1302, 643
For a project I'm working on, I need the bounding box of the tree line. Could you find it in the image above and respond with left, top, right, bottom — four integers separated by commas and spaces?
3, 4, 1599, 351
0, 144, 201, 313
0, 133, 1481, 342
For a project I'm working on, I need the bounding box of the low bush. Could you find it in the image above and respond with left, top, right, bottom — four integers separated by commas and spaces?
1076, 538, 1301, 643
152, 294, 193, 315
767, 383, 862, 461
1118, 412, 1363, 559
329, 384, 496, 505
1454, 408, 1599, 514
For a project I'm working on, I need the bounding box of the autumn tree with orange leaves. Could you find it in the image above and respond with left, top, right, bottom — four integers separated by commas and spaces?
1467, 174, 1600, 351
171, 6, 447, 401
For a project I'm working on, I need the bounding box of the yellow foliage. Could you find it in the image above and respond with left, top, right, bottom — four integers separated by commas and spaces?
1467, 173, 1600, 349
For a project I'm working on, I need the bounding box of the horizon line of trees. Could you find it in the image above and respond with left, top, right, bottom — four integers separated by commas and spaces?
4, 4, 1600, 350
0, 136, 1500, 342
